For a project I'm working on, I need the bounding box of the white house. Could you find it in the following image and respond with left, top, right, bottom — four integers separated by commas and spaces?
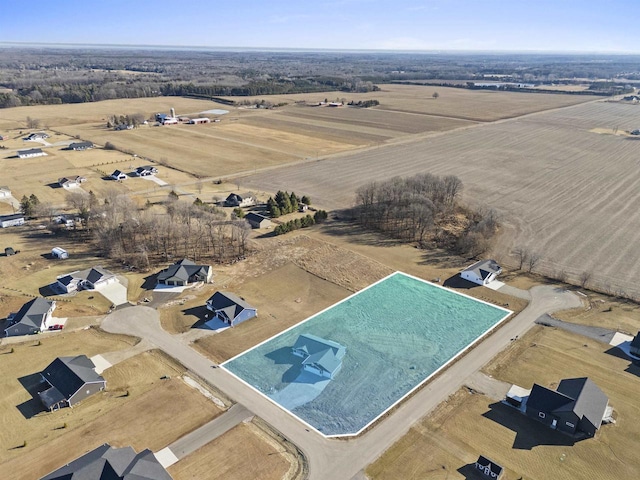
461, 259, 502, 286
18, 148, 47, 159
0, 186, 11, 199
110, 170, 127, 181
56, 266, 117, 293
0, 214, 25, 228
134, 166, 158, 177
224, 193, 256, 208
58, 176, 86, 189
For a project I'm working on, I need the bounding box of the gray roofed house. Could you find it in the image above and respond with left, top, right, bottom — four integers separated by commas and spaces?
68, 141, 93, 151
18, 147, 47, 159
524, 377, 609, 437
292, 334, 346, 379
205, 291, 257, 327
156, 259, 213, 286
629, 331, 640, 356
40, 443, 172, 480
245, 212, 272, 229
461, 259, 502, 286
4, 297, 56, 337
56, 266, 117, 293
39, 355, 106, 410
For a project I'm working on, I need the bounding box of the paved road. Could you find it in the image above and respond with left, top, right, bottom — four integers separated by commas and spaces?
101, 285, 581, 480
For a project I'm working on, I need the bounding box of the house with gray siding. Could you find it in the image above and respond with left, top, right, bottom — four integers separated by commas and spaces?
40, 443, 172, 480
38, 355, 106, 411
292, 334, 346, 379
4, 297, 56, 337
156, 258, 212, 286
205, 291, 257, 327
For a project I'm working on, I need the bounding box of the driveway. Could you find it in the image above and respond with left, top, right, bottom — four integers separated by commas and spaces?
98, 281, 128, 306
101, 286, 581, 480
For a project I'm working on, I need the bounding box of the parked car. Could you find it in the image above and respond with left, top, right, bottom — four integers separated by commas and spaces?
48, 324, 64, 331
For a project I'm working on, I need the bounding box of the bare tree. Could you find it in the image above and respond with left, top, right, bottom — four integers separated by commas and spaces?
26, 116, 41, 129
527, 252, 541, 273
432, 92, 439, 99
579, 271, 592, 288
513, 246, 529, 270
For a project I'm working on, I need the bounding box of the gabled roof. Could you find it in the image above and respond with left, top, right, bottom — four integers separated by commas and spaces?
630, 331, 640, 349
135, 166, 157, 173
41, 355, 105, 399
463, 259, 502, 279
18, 148, 44, 155
0, 213, 25, 222
8, 297, 54, 331
157, 259, 209, 283
476, 455, 503, 476
293, 334, 346, 375
245, 212, 269, 223
112, 170, 125, 176
207, 291, 254, 320
69, 141, 93, 149
65, 266, 115, 284
40, 443, 173, 480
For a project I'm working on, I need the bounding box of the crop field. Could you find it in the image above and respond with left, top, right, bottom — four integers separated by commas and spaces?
241, 100, 640, 298
367, 326, 640, 480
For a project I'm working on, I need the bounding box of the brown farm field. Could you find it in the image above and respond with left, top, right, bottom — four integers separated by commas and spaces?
368, 326, 640, 480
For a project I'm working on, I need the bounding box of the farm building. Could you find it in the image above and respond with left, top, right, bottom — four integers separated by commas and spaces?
629, 332, 640, 356
292, 334, 346, 379
461, 259, 502, 286
51, 247, 69, 259
156, 259, 212, 286
205, 292, 257, 327
41, 443, 173, 480
18, 148, 46, 159
135, 165, 158, 177
224, 193, 256, 208
58, 176, 86, 189
522, 377, 610, 437
245, 212, 272, 229
4, 297, 56, 337
189, 117, 211, 124
38, 355, 106, 411
161, 117, 179, 125
0, 186, 11, 198
56, 266, 117, 293
68, 141, 93, 151
474, 456, 504, 480
0, 213, 25, 228
24, 132, 49, 141
110, 170, 127, 181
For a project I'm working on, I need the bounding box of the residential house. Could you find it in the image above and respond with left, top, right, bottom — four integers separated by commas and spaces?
189, 117, 211, 124
56, 266, 117, 293
629, 332, 640, 356
18, 148, 47, 159
135, 165, 158, 177
292, 334, 346, 379
224, 193, 256, 208
38, 355, 106, 411
51, 247, 69, 259
156, 259, 213, 286
245, 212, 271, 229
4, 297, 56, 337
524, 377, 609, 437
474, 456, 504, 480
461, 259, 502, 286
68, 141, 93, 151
205, 292, 257, 327
110, 170, 127, 181
24, 132, 49, 141
58, 176, 86, 189
0, 213, 25, 228
0, 186, 11, 198
40, 443, 173, 480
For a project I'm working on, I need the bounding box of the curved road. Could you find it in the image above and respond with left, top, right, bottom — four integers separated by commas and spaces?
102, 285, 581, 479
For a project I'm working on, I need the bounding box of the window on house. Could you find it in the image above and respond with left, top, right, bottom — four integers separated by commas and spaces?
538, 412, 546, 419
566, 422, 575, 428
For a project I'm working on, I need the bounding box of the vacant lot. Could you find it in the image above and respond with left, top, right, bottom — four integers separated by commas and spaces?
368, 326, 640, 480
241, 100, 640, 299
168, 421, 294, 480
553, 292, 640, 335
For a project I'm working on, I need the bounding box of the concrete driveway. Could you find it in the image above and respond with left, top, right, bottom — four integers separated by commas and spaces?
101, 285, 581, 480
98, 282, 128, 306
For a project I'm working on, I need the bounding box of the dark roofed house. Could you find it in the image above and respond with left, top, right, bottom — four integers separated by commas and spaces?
461, 259, 502, 286
475, 455, 504, 479
206, 291, 257, 327
224, 192, 256, 208
39, 355, 106, 411
245, 212, 272, 229
58, 176, 86, 189
18, 147, 47, 159
135, 166, 158, 177
56, 266, 117, 293
40, 443, 172, 480
4, 297, 56, 337
629, 332, 640, 357
68, 141, 93, 151
292, 334, 346, 379
525, 377, 609, 437
156, 259, 213, 286
111, 170, 127, 181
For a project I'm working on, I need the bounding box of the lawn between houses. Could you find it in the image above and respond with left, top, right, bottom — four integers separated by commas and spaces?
367, 326, 640, 480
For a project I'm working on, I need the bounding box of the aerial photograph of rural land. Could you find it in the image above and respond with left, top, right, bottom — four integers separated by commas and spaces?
2, 1, 640, 479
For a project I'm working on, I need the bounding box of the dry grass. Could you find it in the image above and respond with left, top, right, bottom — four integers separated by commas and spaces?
168, 421, 293, 480
369, 326, 640, 480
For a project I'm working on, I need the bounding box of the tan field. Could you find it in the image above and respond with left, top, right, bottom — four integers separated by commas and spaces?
168, 421, 295, 480
368, 326, 640, 480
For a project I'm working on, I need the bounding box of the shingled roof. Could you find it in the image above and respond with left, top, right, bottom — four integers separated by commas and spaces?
157, 259, 210, 284
8, 297, 54, 331
206, 291, 253, 321
41, 356, 104, 400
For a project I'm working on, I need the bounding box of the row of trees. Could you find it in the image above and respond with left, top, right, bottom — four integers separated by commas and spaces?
354, 174, 497, 256
273, 210, 329, 235
347, 99, 380, 108
106, 113, 146, 128
266, 191, 310, 218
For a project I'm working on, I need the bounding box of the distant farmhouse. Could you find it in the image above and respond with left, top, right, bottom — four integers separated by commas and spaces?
225, 193, 256, 208
18, 148, 46, 159
245, 212, 271, 229
507, 377, 610, 437
58, 176, 86, 189
0, 213, 25, 228
205, 292, 257, 327
4, 297, 56, 337
24, 132, 49, 141
40, 443, 173, 480
156, 259, 212, 286
0, 186, 11, 198
461, 259, 502, 286
475, 455, 504, 480
68, 141, 93, 151
56, 266, 117, 293
39, 355, 106, 411
110, 169, 127, 181
189, 117, 211, 124
135, 166, 158, 177
292, 334, 346, 379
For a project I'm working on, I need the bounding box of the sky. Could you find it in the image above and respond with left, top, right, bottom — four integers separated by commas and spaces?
0, 0, 637, 53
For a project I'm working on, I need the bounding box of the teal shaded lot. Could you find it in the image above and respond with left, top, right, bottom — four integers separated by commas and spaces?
224, 272, 511, 436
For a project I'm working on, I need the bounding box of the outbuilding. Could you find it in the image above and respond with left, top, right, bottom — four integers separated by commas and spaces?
51, 247, 69, 259
245, 212, 271, 229
0, 214, 25, 228
18, 148, 47, 159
